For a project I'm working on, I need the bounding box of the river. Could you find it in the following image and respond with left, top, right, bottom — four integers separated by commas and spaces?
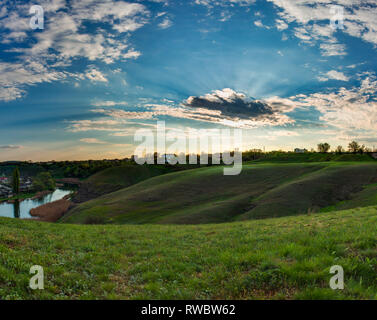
0, 189, 72, 219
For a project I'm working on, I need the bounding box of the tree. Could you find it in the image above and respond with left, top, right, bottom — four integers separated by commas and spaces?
317, 142, 330, 153
359, 144, 366, 154
12, 168, 20, 194
348, 141, 360, 153
33, 172, 56, 191
335, 146, 344, 154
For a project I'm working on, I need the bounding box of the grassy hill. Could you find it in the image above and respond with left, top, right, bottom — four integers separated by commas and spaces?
1, 206, 377, 299
85, 164, 179, 187
245, 152, 375, 163
62, 162, 377, 225
71, 164, 187, 203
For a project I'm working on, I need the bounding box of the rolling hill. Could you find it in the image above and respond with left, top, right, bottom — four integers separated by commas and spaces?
1, 206, 377, 299
62, 162, 377, 225
71, 164, 187, 203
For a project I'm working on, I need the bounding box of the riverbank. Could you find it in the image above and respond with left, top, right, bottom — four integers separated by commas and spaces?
32, 190, 53, 199
0, 188, 75, 220
0, 192, 37, 203
0, 189, 55, 204
57, 177, 119, 203
29, 195, 73, 222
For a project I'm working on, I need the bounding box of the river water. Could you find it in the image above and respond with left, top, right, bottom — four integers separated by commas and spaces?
0, 189, 72, 219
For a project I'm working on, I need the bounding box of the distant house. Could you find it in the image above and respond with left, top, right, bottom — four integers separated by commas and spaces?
0, 184, 12, 197
0, 177, 8, 183
371, 153, 377, 159
294, 148, 307, 153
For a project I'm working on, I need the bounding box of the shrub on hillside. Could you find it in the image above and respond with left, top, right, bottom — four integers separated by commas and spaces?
33, 172, 56, 191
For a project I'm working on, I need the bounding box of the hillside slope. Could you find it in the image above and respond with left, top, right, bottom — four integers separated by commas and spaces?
1, 206, 377, 299
63, 162, 377, 225
71, 164, 183, 203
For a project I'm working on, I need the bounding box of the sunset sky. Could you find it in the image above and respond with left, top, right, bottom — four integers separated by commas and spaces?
0, 0, 376, 161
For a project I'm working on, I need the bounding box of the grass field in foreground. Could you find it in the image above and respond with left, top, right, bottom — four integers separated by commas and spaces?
63, 162, 377, 225
1, 206, 377, 299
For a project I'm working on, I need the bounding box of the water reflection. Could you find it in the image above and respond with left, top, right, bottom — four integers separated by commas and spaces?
13, 200, 20, 218
0, 189, 72, 219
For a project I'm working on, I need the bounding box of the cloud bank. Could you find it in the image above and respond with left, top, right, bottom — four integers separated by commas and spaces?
67, 73, 377, 146
183, 88, 294, 127
268, 0, 377, 56
0, 0, 150, 101
0, 145, 22, 149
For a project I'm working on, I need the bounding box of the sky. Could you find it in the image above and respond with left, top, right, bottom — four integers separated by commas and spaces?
0, 0, 376, 161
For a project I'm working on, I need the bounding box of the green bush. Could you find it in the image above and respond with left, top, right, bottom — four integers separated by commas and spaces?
33, 172, 56, 191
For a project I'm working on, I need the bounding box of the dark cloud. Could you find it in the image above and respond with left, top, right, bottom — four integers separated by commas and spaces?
88, 89, 295, 129
184, 88, 275, 120
0, 145, 22, 149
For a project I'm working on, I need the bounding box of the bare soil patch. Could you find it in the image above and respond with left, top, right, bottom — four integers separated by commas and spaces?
30, 195, 73, 222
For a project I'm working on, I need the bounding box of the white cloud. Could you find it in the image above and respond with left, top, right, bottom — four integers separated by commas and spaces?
85, 68, 108, 82
158, 17, 173, 29
252, 130, 300, 141
68, 119, 126, 133
275, 19, 288, 31
91, 101, 128, 107
318, 70, 350, 82
0, 87, 25, 102
319, 43, 347, 57
293, 27, 312, 42
80, 138, 106, 144
67, 117, 154, 138
4, 1, 147, 61
267, 0, 377, 56
0, 60, 74, 101
0, 0, 149, 101
275, 75, 377, 134
219, 11, 233, 22
195, 0, 256, 7
272, 130, 299, 137
67, 75, 377, 144
0, 6, 7, 19
156, 12, 167, 18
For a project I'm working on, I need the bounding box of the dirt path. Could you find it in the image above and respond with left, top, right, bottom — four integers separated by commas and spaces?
29, 195, 73, 222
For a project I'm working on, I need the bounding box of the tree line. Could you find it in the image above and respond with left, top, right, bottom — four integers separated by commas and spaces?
317, 141, 374, 154
11, 169, 55, 195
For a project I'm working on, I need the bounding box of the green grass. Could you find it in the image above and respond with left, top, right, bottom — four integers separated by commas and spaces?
321, 183, 377, 213
63, 162, 377, 225
71, 164, 190, 203
85, 164, 174, 187
72, 164, 204, 202
85, 163, 205, 188
1, 206, 377, 299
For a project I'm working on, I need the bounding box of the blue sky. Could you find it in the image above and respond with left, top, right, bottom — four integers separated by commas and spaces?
0, 0, 376, 161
